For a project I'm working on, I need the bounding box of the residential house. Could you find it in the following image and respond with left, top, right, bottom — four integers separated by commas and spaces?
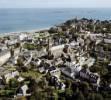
54, 58, 63, 66
4, 71, 19, 83
89, 33, 103, 41
61, 62, 82, 79
49, 76, 66, 90
79, 69, 100, 86
50, 44, 65, 57
16, 84, 31, 96
82, 57, 95, 68
38, 67, 46, 73
104, 38, 111, 44
69, 41, 80, 49
0, 43, 8, 52
48, 66, 61, 78
103, 34, 111, 44
19, 34, 28, 41
31, 58, 41, 67
61, 67, 75, 79
17, 77, 25, 83
7, 39, 18, 46
8, 56, 19, 65
38, 61, 50, 73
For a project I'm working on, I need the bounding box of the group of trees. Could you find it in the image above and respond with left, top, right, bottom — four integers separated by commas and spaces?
23, 43, 36, 50
23, 43, 43, 51
63, 18, 111, 33
29, 77, 105, 100
0, 77, 19, 98
90, 61, 109, 76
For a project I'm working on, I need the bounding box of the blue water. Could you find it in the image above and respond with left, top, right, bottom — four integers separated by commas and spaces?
0, 8, 111, 33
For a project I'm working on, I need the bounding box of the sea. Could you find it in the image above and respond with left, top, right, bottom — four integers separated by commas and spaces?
0, 8, 111, 34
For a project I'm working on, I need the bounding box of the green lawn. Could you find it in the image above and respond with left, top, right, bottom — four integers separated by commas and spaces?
20, 70, 42, 80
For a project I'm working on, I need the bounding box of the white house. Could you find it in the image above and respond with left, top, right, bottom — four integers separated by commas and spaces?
7, 39, 18, 46
19, 34, 28, 41
104, 38, 111, 44
0, 44, 8, 51
9, 56, 19, 65
11, 71, 19, 78
17, 77, 24, 82
49, 66, 61, 78
21, 85, 30, 96
69, 41, 80, 49
50, 44, 65, 57
61, 61, 82, 79
65, 61, 82, 73
61, 67, 75, 79
4, 71, 19, 83
16, 84, 31, 96
4, 73, 13, 83
31, 58, 41, 67
81, 57, 95, 68
89, 33, 103, 41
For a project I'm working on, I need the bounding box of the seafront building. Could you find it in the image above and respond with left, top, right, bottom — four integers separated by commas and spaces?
0, 18, 111, 99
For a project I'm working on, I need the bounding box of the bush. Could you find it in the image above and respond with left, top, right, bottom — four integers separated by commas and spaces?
9, 78, 18, 88
87, 93, 103, 100
23, 43, 36, 50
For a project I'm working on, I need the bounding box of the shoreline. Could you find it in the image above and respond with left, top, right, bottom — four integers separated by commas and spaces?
0, 27, 51, 37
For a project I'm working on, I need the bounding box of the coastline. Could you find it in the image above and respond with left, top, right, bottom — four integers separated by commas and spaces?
0, 27, 51, 37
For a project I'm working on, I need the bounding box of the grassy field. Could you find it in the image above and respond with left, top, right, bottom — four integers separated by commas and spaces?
20, 70, 43, 81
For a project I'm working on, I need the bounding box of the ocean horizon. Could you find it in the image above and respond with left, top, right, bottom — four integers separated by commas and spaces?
0, 8, 111, 34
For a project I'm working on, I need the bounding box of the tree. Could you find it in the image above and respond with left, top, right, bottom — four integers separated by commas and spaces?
23, 43, 36, 50
65, 79, 72, 88
32, 90, 45, 100
90, 64, 108, 76
17, 58, 24, 67
45, 87, 57, 100
9, 78, 18, 88
100, 68, 108, 76
38, 78, 48, 89
76, 92, 85, 100
10, 48, 14, 57
65, 88, 73, 99
82, 64, 88, 70
87, 93, 95, 100
87, 93, 103, 100
15, 42, 20, 48
80, 82, 89, 95
87, 24, 94, 32
90, 65, 101, 73
48, 27, 57, 33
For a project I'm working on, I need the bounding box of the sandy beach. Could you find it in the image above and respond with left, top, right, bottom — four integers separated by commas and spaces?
0, 27, 50, 37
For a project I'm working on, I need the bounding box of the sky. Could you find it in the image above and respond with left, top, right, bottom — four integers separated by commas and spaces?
0, 0, 111, 8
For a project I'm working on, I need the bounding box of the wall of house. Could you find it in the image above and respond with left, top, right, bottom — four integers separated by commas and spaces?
50, 44, 64, 57
104, 39, 111, 44
0, 48, 20, 66
14, 48, 20, 56
0, 51, 11, 66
